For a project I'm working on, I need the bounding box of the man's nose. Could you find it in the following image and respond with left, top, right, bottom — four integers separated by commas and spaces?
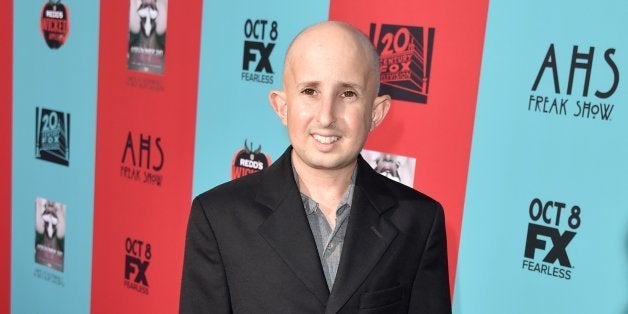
317, 94, 336, 127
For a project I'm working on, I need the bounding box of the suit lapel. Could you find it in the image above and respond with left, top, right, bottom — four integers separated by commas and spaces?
325, 157, 398, 314
256, 148, 330, 306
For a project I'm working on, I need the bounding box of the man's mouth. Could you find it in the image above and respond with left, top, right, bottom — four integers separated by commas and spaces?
313, 134, 339, 144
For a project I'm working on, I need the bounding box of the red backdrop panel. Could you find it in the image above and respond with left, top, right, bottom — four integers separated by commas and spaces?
91, 0, 202, 312
0, 0, 12, 312
330, 0, 489, 290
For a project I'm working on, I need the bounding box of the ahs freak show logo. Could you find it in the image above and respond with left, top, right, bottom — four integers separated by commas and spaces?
35, 107, 70, 166
40, 0, 70, 49
120, 131, 164, 186
124, 237, 151, 295
369, 23, 435, 103
522, 198, 581, 280
231, 140, 271, 179
242, 19, 278, 84
529, 44, 620, 121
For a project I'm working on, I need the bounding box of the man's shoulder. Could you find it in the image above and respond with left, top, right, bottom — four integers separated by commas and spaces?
370, 175, 445, 244
358, 158, 441, 211
383, 177, 440, 208
194, 147, 294, 215
195, 170, 265, 208
363, 167, 443, 227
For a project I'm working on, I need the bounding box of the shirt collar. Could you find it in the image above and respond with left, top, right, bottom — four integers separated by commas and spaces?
292, 166, 357, 215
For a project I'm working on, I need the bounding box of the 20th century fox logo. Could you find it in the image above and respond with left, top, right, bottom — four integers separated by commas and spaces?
369, 23, 435, 103
35, 107, 70, 166
522, 198, 581, 280
124, 237, 151, 294
242, 19, 278, 84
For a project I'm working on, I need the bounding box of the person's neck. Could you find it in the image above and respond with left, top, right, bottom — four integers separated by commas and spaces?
292, 151, 356, 219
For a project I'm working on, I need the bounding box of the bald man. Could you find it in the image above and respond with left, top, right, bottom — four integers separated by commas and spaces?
180, 21, 451, 313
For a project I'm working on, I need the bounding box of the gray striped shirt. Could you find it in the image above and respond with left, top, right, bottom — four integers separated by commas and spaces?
296, 170, 356, 291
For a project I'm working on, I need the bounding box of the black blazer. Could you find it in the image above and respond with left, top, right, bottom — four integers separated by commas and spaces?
180, 147, 451, 313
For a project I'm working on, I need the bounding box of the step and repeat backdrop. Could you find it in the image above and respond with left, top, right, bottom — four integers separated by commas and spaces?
1, 1, 12, 313
3, 0, 627, 313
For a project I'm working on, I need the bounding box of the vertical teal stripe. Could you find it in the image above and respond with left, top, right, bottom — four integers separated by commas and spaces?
455, 0, 628, 313
12, 1, 99, 313
192, 0, 330, 197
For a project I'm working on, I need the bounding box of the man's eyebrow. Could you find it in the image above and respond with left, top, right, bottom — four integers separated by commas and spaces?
295, 81, 364, 91
338, 81, 362, 91
295, 81, 322, 89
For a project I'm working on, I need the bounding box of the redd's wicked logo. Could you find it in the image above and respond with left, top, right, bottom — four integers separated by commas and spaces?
40, 0, 70, 49
231, 140, 271, 179
369, 23, 435, 103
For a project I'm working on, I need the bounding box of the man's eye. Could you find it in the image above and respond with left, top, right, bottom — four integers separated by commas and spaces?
301, 88, 316, 96
341, 90, 356, 98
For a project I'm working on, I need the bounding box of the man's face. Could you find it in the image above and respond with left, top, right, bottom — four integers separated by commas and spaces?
271, 25, 389, 172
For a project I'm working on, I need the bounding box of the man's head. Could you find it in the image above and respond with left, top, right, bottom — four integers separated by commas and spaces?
269, 21, 391, 173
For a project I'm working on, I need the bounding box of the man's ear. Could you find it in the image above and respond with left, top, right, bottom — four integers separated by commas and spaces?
269, 90, 288, 126
370, 94, 391, 131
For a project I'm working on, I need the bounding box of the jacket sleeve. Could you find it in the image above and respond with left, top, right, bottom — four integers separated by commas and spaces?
408, 202, 452, 314
180, 197, 232, 314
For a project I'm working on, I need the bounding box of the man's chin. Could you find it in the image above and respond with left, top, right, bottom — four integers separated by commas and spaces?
301, 154, 357, 172
292, 146, 359, 169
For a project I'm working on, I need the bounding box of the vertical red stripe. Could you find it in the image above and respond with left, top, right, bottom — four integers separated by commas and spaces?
91, 0, 202, 312
0, 0, 13, 312
330, 0, 489, 292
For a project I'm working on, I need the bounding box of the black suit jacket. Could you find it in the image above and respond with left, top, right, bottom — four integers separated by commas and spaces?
180, 147, 451, 313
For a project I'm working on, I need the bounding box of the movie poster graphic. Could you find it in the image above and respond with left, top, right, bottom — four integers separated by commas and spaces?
127, 0, 167, 74
361, 149, 416, 188
35, 197, 66, 272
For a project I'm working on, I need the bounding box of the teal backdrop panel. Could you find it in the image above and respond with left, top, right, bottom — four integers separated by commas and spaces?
455, 0, 628, 313
12, 0, 99, 313
192, 1, 330, 196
